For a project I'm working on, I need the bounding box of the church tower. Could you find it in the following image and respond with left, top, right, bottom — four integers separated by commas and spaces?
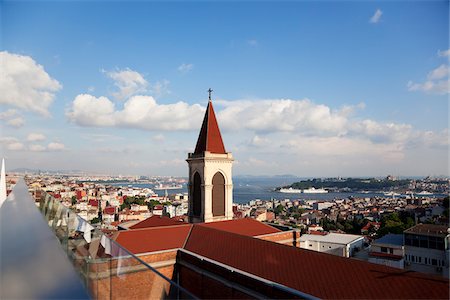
187, 90, 233, 223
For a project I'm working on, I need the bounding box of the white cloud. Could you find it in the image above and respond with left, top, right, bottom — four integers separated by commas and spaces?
66, 94, 116, 127
151, 80, 170, 97
249, 135, 270, 147
105, 68, 148, 100
0, 51, 62, 116
67, 94, 204, 130
47, 142, 65, 151
438, 49, 450, 57
427, 64, 449, 80
6, 117, 25, 128
247, 39, 258, 47
0, 137, 25, 151
7, 142, 25, 151
152, 134, 165, 142
217, 98, 351, 135
0, 109, 25, 127
27, 133, 46, 142
407, 64, 449, 95
0, 109, 19, 119
370, 9, 383, 24
29, 144, 46, 152
178, 63, 194, 73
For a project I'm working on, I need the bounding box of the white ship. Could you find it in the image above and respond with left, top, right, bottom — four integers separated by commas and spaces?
279, 187, 302, 193
416, 191, 433, 196
279, 187, 328, 194
153, 183, 183, 190
384, 191, 401, 197
302, 187, 328, 194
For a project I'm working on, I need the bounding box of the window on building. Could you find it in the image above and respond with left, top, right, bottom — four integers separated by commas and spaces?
425, 257, 428, 264
405, 234, 412, 246
419, 236, 428, 248
309, 244, 312, 247
412, 255, 415, 262
329, 246, 332, 249
389, 248, 394, 254
432, 259, 437, 266
418, 257, 421, 263
381, 247, 388, 253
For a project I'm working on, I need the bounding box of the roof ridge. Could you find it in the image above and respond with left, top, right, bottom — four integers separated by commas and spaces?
182, 224, 194, 249
126, 223, 190, 232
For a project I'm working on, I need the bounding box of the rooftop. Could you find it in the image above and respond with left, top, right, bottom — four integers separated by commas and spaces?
114, 224, 192, 254
373, 233, 404, 246
300, 232, 364, 244
404, 224, 449, 237
193, 100, 226, 154
184, 226, 449, 299
199, 218, 281, 237
129, 215, 185, 229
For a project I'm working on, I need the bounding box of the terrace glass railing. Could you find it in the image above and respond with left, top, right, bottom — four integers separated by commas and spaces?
38, 191, 196, 300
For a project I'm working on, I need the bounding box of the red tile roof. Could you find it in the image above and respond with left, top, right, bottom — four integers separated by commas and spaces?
129, 215, 185, 229
199, 218, 281, 237
114, 225, 192, 254
194, 100, 226, 154
184, 226, 448, 299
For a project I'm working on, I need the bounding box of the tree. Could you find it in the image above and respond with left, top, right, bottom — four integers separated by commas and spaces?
71, 196, 77, 206
274, 204, 284, 215
91, 217, 101, 224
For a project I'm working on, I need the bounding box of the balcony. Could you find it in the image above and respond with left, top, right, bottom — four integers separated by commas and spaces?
1, 178, 195, 299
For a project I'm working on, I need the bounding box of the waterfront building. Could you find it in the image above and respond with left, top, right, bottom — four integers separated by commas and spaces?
369, 234, 404, 269
404, 224, 449, 277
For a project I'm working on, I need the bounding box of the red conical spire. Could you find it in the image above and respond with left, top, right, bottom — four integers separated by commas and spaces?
194, 98, 226, 154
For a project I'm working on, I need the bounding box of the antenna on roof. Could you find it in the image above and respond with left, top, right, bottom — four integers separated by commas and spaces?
207, 88, 213, 101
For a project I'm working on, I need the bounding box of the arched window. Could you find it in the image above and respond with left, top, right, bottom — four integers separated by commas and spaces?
192, 172, 202, 217
212, 172, 225, 216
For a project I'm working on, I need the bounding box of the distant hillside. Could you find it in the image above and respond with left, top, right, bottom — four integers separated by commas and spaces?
282, 178, 411, 191
10, 168, 83, 174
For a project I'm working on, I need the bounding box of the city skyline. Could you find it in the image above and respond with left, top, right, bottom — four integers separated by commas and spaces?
1, 1, 449, 177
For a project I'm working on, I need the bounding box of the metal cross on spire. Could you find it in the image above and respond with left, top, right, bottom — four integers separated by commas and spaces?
208, 88, 213, 101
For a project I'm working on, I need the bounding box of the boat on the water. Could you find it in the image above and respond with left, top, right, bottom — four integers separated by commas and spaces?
279, 187, 303, 193
279, 187, 328, 194
384, 191, 401, 197
416, 191, 433, 196
302, 187, 328, 194
154, 183, 183, 190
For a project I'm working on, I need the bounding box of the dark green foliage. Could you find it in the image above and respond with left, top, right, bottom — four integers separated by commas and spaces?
377, 212, 415, 238
274, 204, 284, 215
286, 178, 411, 191
119, 196, 147, 211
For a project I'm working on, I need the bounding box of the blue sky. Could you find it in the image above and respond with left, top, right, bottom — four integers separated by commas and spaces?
1, 1, 448, 177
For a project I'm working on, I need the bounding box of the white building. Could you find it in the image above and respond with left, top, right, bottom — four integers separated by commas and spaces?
369, 234, 404, 269
300, 232, 364, 257
404, 224, 449, 278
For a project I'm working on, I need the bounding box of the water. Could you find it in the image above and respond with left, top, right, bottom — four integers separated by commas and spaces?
113, 177, 386, 204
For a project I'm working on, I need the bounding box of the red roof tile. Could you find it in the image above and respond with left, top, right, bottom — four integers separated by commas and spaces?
129, 215, 185, 229
194, 100, 226, 154
184, 226, 448, 299
114, 225, 192, 254
199, 218, 281, 237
